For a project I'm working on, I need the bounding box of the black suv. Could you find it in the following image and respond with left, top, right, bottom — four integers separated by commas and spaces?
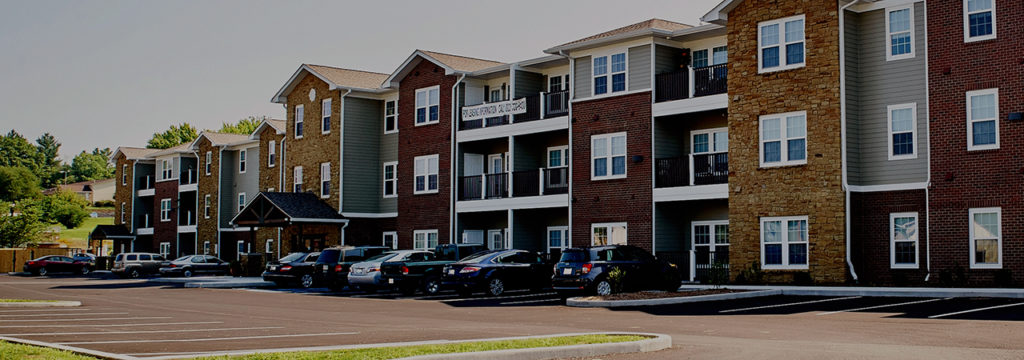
262, 252, 320, 288
380, 243, 488, 295
314, 246, 391, 291
551, 245, 679, 296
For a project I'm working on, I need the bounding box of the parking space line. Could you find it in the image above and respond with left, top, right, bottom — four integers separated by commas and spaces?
502, 298, 561, 305
720, 296, 861, 314
0, 308, 92, 313
412, 294, 461, 300
0, 321, 222, 329
0, 312, 128, 318
441, 292, 556, 303
0, 326, 284, 337
928, 302, 1024, 319
2, 316, 172, 322
817, 298, 951, 316
56, 331, 360, 345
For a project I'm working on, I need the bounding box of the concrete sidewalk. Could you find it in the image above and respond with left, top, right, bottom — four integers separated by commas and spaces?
679, 284, 1024, 299
148, 276, 275, 288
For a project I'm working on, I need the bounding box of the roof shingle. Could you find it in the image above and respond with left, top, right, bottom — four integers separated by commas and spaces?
305, 65, 390, 90
555, 19, 692, 48
419, 50, 505, 73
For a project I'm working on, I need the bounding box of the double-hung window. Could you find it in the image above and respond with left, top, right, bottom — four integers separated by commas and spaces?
967, 88, 999, 151
122, 164, 128, 185
237, 193, 245, 212
293, 166, 303, 192
415, 87, 439, 125
205, 152, 212, 175
693, 221, 730, 266
964, 0, 996, 42
120, 203, 126, 223
203, 195, 211, 219
886, 6, 915, 60
382, 161, 397, 198
759, 111, 806, 167
888, 103, 917, 159
238, 150, 247, 173
383, 232, 397, 249
384, 100, 398, 133
268, 141, 276, 167
413, 230, 438, 250
692, 47, 728, 68
319, 162, 331, 198
591, 223, 627, 246
294, 105, 304, 139
890, 212, 919, 269
692, 128, 728, 155
761, 216, 808, 270
593, 53, 626, 96
160, 159, 173, 180
265, 239, 274, 253
321, 99, 331, 133
758, 15, 805, 73
159, 243, 170, 257
970, 207, 1001, 269
160, 199, 171, 222
591, 132, 626, 180
414, 155, 438, 194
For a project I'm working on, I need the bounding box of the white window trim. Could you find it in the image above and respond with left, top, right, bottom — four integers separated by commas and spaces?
294, 104, 304, 139
547, 226, 569, 253
204, 194, 211, 219
237, 192, 246, 212
963, 0, 997, 43
265, 239, 274, 253
205, 151, 212, 175
591, 222, 627, 246
413, 229, 438, 250
268, 141, 276, 168
547, 145, 569, 168
122, 164, 128, 185
383, 231, 398, 249
760, 215, 809, 270
969, 207, 1002, 269
591, 51, 628, 97
889, 212, 920, 269
321, 98, 332, 134
691, 220, 730, 249
293, 166, 303, 192
384, 99, 398, 134
203, 241, 211, 255
414, 86, 440, 126
237, 240, 246, 260
759, 111, 808, 168
383, 161, 398, 198
591, 132, 627, 180
966, 88, 999, 151
413, 154, 439, 194
320, 162, 331, 199
160, 199, 171, 222
238, 149, 247, 174
120, 202, 126, 223
757, 14, 806, 73
887, 103, 918, 160
885, 5, 916, 61
690, 127, 729, 154
159, 242, 171, 257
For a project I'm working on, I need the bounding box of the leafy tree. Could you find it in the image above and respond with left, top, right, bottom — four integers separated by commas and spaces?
0, 130, 40, 174
147, 123, 199, 149
0, 200, 46, 248
35, 133, 62, 187
0, 166, 41, 201
39, 189, 89, 229
219, 116, 267, 135
69, 148, 114, 182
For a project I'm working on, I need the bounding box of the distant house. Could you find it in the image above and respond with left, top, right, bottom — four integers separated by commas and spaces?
44, 179, 115, 204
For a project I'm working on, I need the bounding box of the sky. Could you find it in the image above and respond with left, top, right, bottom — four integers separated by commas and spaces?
0, 0, 721, 161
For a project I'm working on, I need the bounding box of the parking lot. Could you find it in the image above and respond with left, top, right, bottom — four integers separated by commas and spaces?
3, 274, 1024, 359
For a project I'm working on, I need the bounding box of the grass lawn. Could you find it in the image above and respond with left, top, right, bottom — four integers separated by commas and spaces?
0, 341, 95, 360
57, 217, 113, 249
0, 299, 60, 303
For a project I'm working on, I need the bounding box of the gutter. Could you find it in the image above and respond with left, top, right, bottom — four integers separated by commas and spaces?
338, 89, 352, 213
923, 1, 932, 282
561, 49, 574, 247
216, 146, 225, 258
450, 73, 466, 243
839, 0, 860, 282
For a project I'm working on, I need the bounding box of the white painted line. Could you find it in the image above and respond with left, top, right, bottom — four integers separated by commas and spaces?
817, 298, 951, 316
442, 292, 557, 303
412, 294, 461, 300
720, 296, 862, 314
0, 326, 284, 337
57, 331, 360, 345
502, 298, 562, 305
0, 308, 92, 313
1, 316, 171, 322
0, 321, 219, 328
928, 302, 1024, 319
0, 312, 128, 318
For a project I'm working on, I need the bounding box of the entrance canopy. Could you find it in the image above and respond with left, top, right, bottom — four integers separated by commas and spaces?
231, 192, 348, 227
89, 225, 134, 240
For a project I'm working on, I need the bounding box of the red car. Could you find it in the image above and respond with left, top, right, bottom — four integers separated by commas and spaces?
23, 255, 91, 276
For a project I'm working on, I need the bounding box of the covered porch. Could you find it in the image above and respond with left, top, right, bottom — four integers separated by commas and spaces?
231, 192, 349, 258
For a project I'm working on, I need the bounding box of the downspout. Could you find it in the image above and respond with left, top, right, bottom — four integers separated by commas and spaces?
450, 73, 466, 244
216, 146, 225, 258
561, 49, 573, 247
839, 0, 860, 282
338, 89, 352, 213
192, 149, 202, 255
923, 1, 932, 282
278, 137, 285, 260
130, 162, 138, 252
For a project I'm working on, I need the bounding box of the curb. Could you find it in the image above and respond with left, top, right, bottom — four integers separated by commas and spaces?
567, 290, 780, 307
184, 281, 275, 288
679, 285, 1024, 299
0, 336, 133, 360
400, 333, 671, 360
0, 300, 81, 308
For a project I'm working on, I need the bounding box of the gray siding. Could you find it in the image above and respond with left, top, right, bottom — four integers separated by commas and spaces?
514, 70, 544, 98
847, 3, 928, 186
654, 200, 728, 254
845, 11, 861, 183
343, 97, 384, 213
655, 45, 682, 75
380, 102, 398, 213
234, 146, 260, 208
573, 56, 591, 99
219, 152, 236, 228
628, 45, 651, 91
511, 208, 567, 252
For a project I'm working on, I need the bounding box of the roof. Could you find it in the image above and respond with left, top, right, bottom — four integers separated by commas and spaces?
44, 179, 114, 195
266, 119, 286, 132
249, 119, 287, 140
231, 192, 348, 226
190, 131, 252, 150
112, 146, 159, 161
384, 49, 505, 87
545, 19, 692, 53
701, 0, 740, 24
271, 64, 391, 103
90, 225, 134, 239
148, 143, 194, 158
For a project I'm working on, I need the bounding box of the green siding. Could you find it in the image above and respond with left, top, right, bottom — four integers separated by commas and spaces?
343, 97, 384, 213
573, 56, 591, 99
628, 45, 651, 91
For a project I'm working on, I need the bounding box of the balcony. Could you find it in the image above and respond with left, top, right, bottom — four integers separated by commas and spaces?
654, 64, 728, 103
179, 169, 197, 192
459, 90, 570, 131
136, 214, 153, 235
655, 153, 728, 188
178, 209, 196, 233
458, 173, 508, 201
511, 167, 569, 197
137, 176, 155, 197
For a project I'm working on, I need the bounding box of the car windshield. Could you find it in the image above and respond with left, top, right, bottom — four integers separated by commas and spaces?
458, 251, 495, 264
318, 250, 341, 263
559, 250, 588, 263
278, 253, 307, 263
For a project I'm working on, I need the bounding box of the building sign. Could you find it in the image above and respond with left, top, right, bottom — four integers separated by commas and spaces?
461, 98, 527, 121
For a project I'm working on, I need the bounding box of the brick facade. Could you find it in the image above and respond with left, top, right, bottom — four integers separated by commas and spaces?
113, 154, 133, 227
153, 179, 178, 255
851, 190, 928, 286
195, 137, 220, 255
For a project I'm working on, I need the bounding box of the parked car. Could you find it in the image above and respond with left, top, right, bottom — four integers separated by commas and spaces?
159, 255, 230, 277
261, 252, 320, 288
71, 253, 97, 269
442, 250, 551, 297
111, 253, 166, 278
551, 245, 679, 296
313, 246, 391, 291
23, 255, 91, 276
380, 243, 487, 295
348, 250, 434, 292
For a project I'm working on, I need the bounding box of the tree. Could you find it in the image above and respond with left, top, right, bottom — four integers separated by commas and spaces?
0, 200, 46, 248
219, 116, 267, 135
69, 148, 114, 182
147, 123, 199, 149
0, 166, 41, 201
0, 130, 40, 175
35, 133, 62, 187
39, 189, 89, 229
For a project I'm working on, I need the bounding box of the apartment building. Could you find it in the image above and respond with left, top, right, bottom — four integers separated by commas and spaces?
190, 131, 262, 260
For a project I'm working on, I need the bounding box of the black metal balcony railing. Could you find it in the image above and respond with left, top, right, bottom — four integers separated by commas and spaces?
654, 64, 728, 103
655, 157, 689, 188
137, 176, 154, 191
458, 173, 509, 201
459, 176, 482, 200
543, 167, 569, 194
460, 90, 570, 131
511, 170, 540, 197
180, 169, 197, 185
544, 90, 570, 118
179, 210, 195, 226
514, 94, 542, 123
692, 153, 729, 185
136, 214, 152, 228
484, 173, 507, 199
655, 71, 689, 102
693, 64, 728, 97
510, 167, 569, 198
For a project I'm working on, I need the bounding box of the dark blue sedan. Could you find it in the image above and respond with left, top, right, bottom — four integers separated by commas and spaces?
441, 250, 551, 297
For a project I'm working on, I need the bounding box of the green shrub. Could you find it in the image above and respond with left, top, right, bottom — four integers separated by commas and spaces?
92, 200, 115, 207
660, 263, 682, 291
607, 267, 628, 293
735, 261, 764, 285
708, 262, 729, 289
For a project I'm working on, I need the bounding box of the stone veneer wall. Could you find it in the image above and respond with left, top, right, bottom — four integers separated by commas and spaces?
113, 154, 133, 228
196, 138, 220, 255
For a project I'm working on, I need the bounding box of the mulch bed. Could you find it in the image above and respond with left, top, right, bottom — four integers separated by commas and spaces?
579, 289, 747, 301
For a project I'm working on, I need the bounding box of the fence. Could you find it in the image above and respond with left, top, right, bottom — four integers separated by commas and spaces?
0, 248, 79, 273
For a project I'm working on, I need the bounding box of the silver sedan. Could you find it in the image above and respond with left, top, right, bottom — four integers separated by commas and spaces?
347, 250, 434, 290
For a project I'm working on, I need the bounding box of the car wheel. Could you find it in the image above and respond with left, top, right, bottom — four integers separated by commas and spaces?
128, 269, 141, 279
182, 269, 194, 278
300, 274, 314, 289
487, 277, 505, 297
79, 266, 90, 275
422, 277, 441, 295
38, 267, 48, 276
594, 279, 612, 296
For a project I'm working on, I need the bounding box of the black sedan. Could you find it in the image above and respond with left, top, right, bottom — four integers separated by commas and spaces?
262, 252, 320, 288
441, 250, 551, 297
159, 255, 229, 277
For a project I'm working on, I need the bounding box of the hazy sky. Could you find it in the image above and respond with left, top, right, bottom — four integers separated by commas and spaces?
0, 0, 721, 161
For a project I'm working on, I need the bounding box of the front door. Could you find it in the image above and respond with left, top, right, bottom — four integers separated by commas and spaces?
547, 226, 568, 255
488, 229, 504, 250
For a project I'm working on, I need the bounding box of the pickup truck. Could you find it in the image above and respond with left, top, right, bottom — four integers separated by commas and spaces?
380, 243, 487, 295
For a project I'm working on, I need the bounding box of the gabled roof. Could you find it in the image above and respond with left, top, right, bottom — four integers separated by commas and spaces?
249, 119, 287, 140
701, 0, 741, 24
384, 49, 505, 87
231, 192, 348, 227
111, 146, 159, 161
148, 143, 194, 158
544, 19, 692, 54
44, 179, 114, 195
189, 131, 253, 150
271, 64, 391, 103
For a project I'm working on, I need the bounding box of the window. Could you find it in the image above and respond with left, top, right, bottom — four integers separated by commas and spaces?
268, 141, 276, 167
237, 193, 245, 212
159, 242, 170, 257
967, 89, 999, 151
160, 199, 171, 221
547, 226, 569, 253
693, 221, 730, 267
415, 87, 439, 125
203, 241, 210, 255
265, 239, 274, 253
758, 15, 805, 73
383, 231, 397, 249
321, 98, 331, 133
964, 0, 996, 42
294, 105, 304, 138
761, 216, 808, 270
692, 47, 728, 68
384, 100, 398, 133
887, 103, 917, 159
159, 159, 173, 180
203, 195, 211, 218
890, 212, 919, 269
591, 132, 626, 180
237, 241, 246, 260
383, 161, 397, 198
414, 155, 438, 194
120, 203, 126, 223
293, 166, 303, 192
886, 6, 915, 60
413, 230, 438, 250
320, 163, 331, 198
592, 223, 627, 246
970, 207, 1001, 269
759, 111, 807, 167
547, 146, 569, 168
692, 128, 728, 155
593, 52, 626, 96
238, 150, 247, 173
205, 152, 212, 175
122, 164, 127, 185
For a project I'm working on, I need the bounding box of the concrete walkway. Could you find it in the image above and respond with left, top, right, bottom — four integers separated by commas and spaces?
679, 284, 1024, 299
147, 276, 274, 288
